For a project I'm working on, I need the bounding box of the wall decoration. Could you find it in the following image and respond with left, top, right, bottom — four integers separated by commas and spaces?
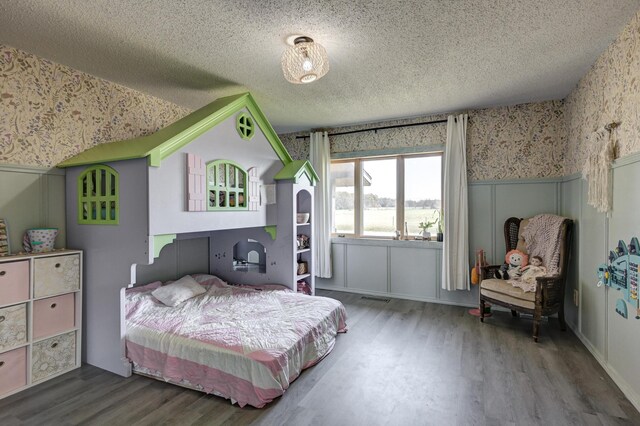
616, 299, 629, 319
565, 10, 640, 175
597, 237, 640, 319
0, 219, 9, 256
0, 44, 190, 167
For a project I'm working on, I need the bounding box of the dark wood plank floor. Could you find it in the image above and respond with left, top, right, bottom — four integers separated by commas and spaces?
1, 290, 639, 425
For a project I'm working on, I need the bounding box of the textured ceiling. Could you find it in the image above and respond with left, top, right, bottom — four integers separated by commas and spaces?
0, 1, 638, 133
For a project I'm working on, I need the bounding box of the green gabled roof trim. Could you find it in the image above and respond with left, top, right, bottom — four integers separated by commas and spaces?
153, 234, 176, 258
273, 160, 319, 186
264, 225, 277, 240
58, 92, 293, 168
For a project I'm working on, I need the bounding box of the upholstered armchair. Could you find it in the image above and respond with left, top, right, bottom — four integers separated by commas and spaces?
479, 216, 573, 342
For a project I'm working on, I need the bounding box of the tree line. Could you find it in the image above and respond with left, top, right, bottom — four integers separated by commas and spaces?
335, 191, 441, 209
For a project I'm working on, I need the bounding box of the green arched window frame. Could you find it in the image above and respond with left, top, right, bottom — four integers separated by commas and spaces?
206, 160, 248, 211
236, 113, 255, 140
78, 165, 120, 225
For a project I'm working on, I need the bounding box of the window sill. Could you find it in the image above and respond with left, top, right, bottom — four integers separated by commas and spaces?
331, 236, 443, 249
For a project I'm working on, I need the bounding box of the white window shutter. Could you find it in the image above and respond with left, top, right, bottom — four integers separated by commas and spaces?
187, 153, 206, 211
248, 167, 259, 211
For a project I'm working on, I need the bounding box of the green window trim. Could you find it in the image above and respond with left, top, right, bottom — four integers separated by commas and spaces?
78, 165, 120, 225
206, 159, 248, 211
236, 113, 255, 140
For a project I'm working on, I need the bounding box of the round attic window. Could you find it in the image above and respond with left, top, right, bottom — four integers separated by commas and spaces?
236, 113, 255, 140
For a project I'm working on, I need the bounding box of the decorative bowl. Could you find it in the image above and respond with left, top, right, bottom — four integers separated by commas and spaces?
296, 213, 310, 224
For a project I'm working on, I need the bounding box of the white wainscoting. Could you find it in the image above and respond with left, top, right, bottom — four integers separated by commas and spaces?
318, 176, 565, 306
560, 152, 640, 412
0, 164, 67, 251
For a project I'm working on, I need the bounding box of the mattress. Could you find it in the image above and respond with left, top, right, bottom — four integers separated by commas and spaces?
124, 274, 347, 408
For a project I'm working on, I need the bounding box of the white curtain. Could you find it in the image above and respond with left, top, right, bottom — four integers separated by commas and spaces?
310, 131, 332, 278
442, 114, 469, 291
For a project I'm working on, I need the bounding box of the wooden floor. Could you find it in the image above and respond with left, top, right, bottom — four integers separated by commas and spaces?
2, 290, 639, 425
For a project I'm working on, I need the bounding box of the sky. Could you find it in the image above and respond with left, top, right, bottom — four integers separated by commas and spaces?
363, 156, 441, 200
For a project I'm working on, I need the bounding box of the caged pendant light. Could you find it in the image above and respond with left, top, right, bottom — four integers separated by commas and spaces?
281, 36, 329, 84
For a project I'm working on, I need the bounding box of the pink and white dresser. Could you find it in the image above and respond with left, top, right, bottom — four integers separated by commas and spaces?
0, 250, 82, 398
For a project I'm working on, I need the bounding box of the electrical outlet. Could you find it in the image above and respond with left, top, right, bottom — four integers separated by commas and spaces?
573, 289, 579, 306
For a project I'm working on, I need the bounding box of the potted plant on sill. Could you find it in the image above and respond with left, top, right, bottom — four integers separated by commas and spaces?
418, 215, 438, 241
436, 210, 444, 242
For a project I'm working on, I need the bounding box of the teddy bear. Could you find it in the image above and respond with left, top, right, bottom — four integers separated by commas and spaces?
495, 249, 529, 280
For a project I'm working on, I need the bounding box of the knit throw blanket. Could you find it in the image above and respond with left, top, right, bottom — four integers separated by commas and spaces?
509, 214, 566, 292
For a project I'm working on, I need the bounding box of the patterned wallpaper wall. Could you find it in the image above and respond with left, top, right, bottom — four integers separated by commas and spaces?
565, 10, 640, 175
0, 44, 191, 167
280, 100, 566, 181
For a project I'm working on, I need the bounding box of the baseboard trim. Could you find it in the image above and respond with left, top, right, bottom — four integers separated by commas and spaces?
316, 285, 476, 308
568, 323, 640, 414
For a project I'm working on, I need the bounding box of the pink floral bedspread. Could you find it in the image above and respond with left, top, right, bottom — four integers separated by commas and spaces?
124, 274, 347, 408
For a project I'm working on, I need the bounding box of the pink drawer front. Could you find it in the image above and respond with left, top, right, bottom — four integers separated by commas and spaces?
33, 293, 75, 339
0, 260, 29, 306
0, 346, 27, 396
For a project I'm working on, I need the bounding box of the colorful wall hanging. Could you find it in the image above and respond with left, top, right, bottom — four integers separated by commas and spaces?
597, 237, 640, 319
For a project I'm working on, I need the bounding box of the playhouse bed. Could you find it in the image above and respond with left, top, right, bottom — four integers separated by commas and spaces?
124, 274, 347, 408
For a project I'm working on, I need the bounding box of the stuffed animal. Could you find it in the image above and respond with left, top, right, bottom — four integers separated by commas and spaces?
520, 255, 547, 286
495, 249, 529, 280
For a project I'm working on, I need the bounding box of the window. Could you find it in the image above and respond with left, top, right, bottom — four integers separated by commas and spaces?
233, 239, 266, 273
362, 158, 396, 237
331, 153, 442, 238
236, 113, 255, 140
330, 161, 355, 234
206, 160, 247, 210
78, 165, 119, 225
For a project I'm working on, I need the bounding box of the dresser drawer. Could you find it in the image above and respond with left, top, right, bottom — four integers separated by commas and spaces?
33, 294, 75, 340
0, 260, 29, 305
0, 303, 27, 351
34, 255, 80, 298
32, 331, 76, 382
0, 347, 27, 396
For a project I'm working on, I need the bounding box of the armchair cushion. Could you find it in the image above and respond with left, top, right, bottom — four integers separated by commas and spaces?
480, 278, 536, 310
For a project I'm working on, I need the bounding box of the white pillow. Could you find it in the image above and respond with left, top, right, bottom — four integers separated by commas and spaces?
152, 275, 206, 307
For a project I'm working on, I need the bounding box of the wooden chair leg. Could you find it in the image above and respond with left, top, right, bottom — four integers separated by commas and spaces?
480, 299, 485, 323
533, 310, 541, 342
511, 310, 518, 318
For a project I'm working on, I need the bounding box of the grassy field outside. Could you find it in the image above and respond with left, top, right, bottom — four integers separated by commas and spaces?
335, 207, 440, 236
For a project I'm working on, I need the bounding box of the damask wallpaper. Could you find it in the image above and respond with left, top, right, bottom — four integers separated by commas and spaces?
565, 10, 640, 175
280, 100, 566, 181
0, 44, 191, 167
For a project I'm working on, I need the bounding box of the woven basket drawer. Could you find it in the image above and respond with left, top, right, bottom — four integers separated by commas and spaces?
32, 331, 76, 382
0, 346, 27, 396
33, 294, 75, 340
0, 260, 29, 306
0, 303, 27, 352
34, 255, 80, 298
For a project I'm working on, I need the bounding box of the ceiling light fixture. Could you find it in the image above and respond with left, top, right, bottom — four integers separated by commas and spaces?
281, 36, 329, 84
